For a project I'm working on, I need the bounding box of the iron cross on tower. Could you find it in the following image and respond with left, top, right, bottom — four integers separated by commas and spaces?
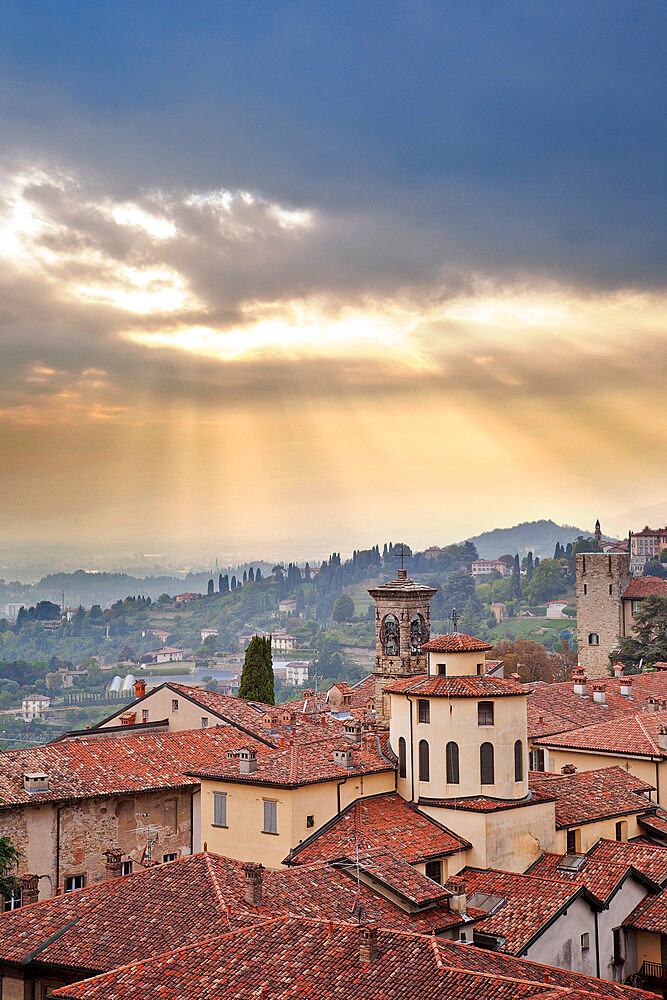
395, 544, 409, 570
449, 607, 461, 633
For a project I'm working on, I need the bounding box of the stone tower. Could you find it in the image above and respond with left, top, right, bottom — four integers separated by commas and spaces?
576, 552, 631, 678
368, 569, 437, 726
594, 519, 602, 546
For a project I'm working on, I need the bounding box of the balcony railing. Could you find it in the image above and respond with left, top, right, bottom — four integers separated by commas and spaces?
640, 960, 667, 985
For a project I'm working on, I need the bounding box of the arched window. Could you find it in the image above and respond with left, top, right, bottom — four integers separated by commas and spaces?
480, 742, 494, 785
446, 741, 460, 784
514, 739, 523, 782
419, 739, 430, 782
398, 737, 406, 779
381, 614, 400, 656
410, 614, 427, 654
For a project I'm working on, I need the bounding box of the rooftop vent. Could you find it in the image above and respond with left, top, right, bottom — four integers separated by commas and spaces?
343, 721, 362, 744
572, 670, 587, 697
239, 747, 258, 774
23, 772, 49, 794
620, 677, 632, 697
333, 747, 354, 769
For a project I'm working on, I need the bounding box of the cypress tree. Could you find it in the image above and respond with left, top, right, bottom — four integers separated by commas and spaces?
207, 578, 214, 596
304, 562, 310, 581
256, 567, 262, 581
248, 567, 255, 583
238, 635, 275, 704
243, 570, 248, 585
526, 551, 534, 580
218, 574, 223, 592
231, 575, 237, 590
511, 554, 522, 600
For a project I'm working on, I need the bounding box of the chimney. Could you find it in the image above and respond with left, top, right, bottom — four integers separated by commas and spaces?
561, 763, 577, 774
620, 677, 632, 698
572, 670, 587, 697
446, 877, 467, 915
239, 747, 258, 774
134, 678, 146, 699
510, 672, 521, 682
659, 727, 667, 753
242, 862, 263, 905
612, 663, 623, 678
120, 712, 136, 726
359, 925, 378, 962
647, 697, 659, 712
592, 682, 606, 704
23, 772, 49, 794
333, 747, 354, 769
20, 873, 40, 906
343, 721, 362, 745
103, 847, 123, 879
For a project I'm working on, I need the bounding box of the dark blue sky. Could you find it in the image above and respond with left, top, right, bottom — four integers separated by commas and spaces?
1, 1, 664, 285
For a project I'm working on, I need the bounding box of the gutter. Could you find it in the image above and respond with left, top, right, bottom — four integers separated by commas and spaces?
406, 692, 415, 803
336, 776, 348, 814
55, 804, 65, 894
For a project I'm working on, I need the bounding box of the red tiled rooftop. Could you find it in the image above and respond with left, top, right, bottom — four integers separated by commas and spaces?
384, 674, 528, 698
528, 767, 654, 828
51, 915, 654, 1000
526, 852, 659, 903
640, 806, 667, 838
285, 792, 470, 866
342, 847, 450, 905
532, 709, 667, 757
0, 728, 263, 808
623, 577, 667, 599
419, 788, 555, 812
588, 839, 667, 884
187, 731, 393, 788
420, 632, 493, 653
624, 886, 667, 935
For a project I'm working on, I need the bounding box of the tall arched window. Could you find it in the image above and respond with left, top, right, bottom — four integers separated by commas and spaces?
480, 742, 494, 785
514, 739, 523, 782
398, 737, 406, 779
381, 614, 400, 656
446, 741, 460, 784
419, 739, 430, 782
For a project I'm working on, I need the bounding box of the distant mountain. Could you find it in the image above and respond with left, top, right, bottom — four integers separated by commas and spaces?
603, 501, 667, 537
463, 519, 595, 560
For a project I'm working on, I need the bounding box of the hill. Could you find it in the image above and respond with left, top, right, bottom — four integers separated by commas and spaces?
464, 519, 594, 560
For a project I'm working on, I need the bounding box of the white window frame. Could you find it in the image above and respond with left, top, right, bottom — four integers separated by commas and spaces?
263, 799, 278, 834
163, 852, 178, 863
4, 889, 22, 911
120, 860, 133, 876
64, 875, 85, 893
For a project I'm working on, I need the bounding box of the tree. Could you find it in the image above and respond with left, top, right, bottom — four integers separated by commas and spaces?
0, 837, 20, 901
643, 560, 667, 579
488, 638, 552, 683
460, 598, 482, 635
660, 549, 667, 562
207, 578, 214, 596
524, 551, 534, 580
526, 559, 565, 603
614, 596, 667, 669
220, 575, 229, 594
333, 594, 355, 623
440, 570, 476, 615
238, 636, 275, 704
510, 554, 522, 600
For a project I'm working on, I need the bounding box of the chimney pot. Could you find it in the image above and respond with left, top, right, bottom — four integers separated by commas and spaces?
620, 677, 632, 697
573, 670, 587, 696
659, 726, 667, 752
20, 873, 40, 905
510, 672, 521, 682
592, 683, 606, 704
239, 747, 258, 774
134, 678, 146, 699
561, 763, 577, 774
359, 924, 378, 962
103, 847, 123, 879
446, 877, 467, 915
242, 862, 264, 905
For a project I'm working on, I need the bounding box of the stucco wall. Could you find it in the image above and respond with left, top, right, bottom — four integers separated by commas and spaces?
597, 877, 648, 981
541, 746, 662, 805
98, 685, 226, 732
524, 895, 598, 978
551, 811, 644, 856
201, 770, 395, 868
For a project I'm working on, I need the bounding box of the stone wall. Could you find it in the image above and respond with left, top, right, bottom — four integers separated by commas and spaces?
576, 553, 631, 679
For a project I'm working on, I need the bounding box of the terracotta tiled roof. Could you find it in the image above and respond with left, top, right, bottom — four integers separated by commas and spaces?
526, 675, 667, 740
526, 853, 659, 904
285, 792, 470, 865
0, 853, 469, 973
623, 577, 667, 599
624, 886, 667, 934
587, 839, 667, 884
457, 868, 599, 955
384, 674, 528, 698
0, 728, 262, 808
51, 915, 653, 1000
420, 633, 493, 653
419, 789, 555, 812
343, 847, 450, 905
532, 709, 667, 757
528, 767, 654, 828
187, 731, 394, 788
639, 806, 667, 838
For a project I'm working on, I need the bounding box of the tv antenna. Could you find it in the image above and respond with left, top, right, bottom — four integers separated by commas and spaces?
138, 812, 159, 864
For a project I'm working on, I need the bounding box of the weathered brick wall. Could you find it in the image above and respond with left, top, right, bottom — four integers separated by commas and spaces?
576, 553, 631, 679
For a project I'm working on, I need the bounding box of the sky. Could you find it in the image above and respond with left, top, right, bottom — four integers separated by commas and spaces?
0, 1, 665, 563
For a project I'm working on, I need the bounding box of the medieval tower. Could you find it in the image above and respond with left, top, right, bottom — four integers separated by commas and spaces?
576, 551, 631, 678
368, 569, 437, 725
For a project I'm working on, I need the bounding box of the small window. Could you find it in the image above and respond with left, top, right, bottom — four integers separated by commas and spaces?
459, 931, 467, 943
213, 791, 227, 827
588, 633, 599, 645
609, 584, 613, 595
163, 853, 178, 863
398, 737, 407, 779
437, 663, 446, 675
480, 742, 494, 785
142, 709, 149, 723
583, 584, 588, 595
263, 799, 278, 834
476, 663, 483, 676
201, 717, 209, 728
64, 875, 84, 893
478, 701, 494, 726
581, 932, 590, 952
419, 739, 430, 782
425, 860, 441, 884
566, 829, 578, 854
306, 814, 315, 828
615, 820, 628, 842
418, 699, 430, 724
172, 699, 179, 712
446, 741, 460, 784
3, 890, 22, 912
120, 860, 133, 876
514, 740, 523, 782
613, 926, 624, 965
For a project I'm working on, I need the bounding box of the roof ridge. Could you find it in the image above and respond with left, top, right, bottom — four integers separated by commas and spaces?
635, 712, 661, 755
204, 851, 234, 920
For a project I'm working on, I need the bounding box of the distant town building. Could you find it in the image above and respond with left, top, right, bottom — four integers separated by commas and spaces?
278, 599, 297, 615
423, 546, 442, 559
284, 662, 309, 686
200, 628, 218, 642
150, 647, 186, 664
271, 630, 298, 655
629, 526, 667, 575
21, 694, 51, 722
174, 593, 199, 604
471, 559, 509, 578
545, 601, 568, 619
490, 602, 509, 623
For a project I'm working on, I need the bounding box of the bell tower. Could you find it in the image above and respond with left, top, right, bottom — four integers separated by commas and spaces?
368, 569, 437, 726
